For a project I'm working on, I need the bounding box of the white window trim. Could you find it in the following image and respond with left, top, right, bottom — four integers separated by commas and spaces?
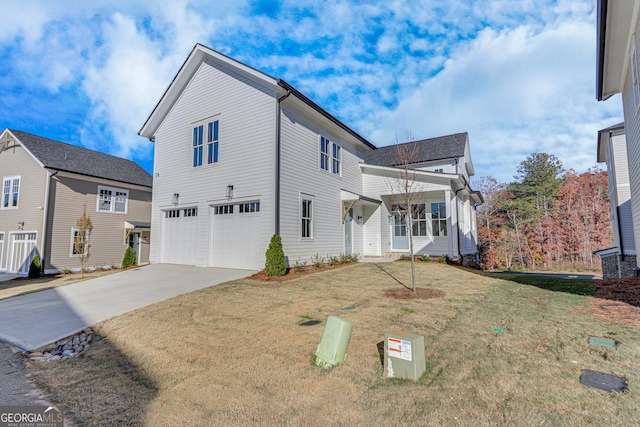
0, 231, 5, 271
2, 176, 20, 210
318, 136, 342, 177
192, 115, 222, 168
300, 193, 314, 240
96, 185, 129, 214
69, 228, 90, 258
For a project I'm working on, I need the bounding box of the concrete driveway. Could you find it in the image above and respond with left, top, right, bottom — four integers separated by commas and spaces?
0, 264, 256, 351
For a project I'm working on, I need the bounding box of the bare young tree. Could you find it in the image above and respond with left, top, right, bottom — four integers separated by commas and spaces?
74, 204, 93, 278
386, 141, 421, 293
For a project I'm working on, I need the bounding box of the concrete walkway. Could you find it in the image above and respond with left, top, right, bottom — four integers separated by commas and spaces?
0, 264, 256, 351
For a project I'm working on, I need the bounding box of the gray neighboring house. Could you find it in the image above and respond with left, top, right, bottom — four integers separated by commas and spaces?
0, 128, 152, 274
594, 123, 637, 278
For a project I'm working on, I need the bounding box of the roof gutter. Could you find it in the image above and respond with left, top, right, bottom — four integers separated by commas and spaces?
596, 0, 609, 101
275, 90, 291, 235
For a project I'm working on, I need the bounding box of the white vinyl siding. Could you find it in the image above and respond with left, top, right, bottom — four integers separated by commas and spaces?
150, 57, 275, 268
621, 38, 640, 267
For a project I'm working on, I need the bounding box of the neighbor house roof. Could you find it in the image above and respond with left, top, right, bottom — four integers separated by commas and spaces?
597, 122, 624, 162
8, 129, 152, 188
363, 132, 468, 167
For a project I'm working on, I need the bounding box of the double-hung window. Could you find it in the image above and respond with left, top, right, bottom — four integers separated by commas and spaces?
301, 196, 313, 239
320, 137, 330, 171
193, 118, 220, 167
319, 136, 341, 175
97, 185, 129, 214
431, 202, 447, 236
70, 228, 90, 257
2, 176, 20, 209
332, 143, 341, 174
207, 120, 219, 164
193, 125, 204, 167
411, 204, 427, 236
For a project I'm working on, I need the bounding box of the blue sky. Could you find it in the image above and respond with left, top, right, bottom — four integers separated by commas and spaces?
0, 0, 623, 184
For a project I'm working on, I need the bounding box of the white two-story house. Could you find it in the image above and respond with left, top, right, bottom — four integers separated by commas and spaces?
139, 44, 482, 270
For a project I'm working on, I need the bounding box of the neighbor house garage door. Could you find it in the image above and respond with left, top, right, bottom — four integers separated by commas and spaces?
210, 201, 262, 269
8, 231, 37, 274
161, 208, 198, 265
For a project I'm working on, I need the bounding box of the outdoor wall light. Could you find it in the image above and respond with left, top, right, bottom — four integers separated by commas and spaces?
17, 221, 24, 230
226, 185, 234, 199
357, 215, 363, 224
172, 193, 179, 205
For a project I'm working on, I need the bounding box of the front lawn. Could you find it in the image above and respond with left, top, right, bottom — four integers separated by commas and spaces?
28, 262, 640, 426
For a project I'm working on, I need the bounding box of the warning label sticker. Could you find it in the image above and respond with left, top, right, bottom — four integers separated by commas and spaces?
387, 337, 412, 361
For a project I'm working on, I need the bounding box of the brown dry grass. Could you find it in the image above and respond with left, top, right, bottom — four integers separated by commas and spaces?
28, 263, 640, 426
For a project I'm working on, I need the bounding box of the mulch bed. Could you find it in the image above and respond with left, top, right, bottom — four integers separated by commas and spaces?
384, 287, 445, 300
589, 276, 640, 328
249, 263, 355, 282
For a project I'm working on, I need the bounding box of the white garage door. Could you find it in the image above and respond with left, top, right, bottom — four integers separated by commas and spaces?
210, 201, 262, 269
161, 208, 198, 265
8, 231, 37, 274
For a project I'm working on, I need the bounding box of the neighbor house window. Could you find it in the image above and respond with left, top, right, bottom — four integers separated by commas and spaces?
97, 186, 128, 214
70, 228, 90, 257
239, 201, 260, 213
207, 120, 219, 164
411, 204, 427, 237
301, 197, 313, 239
431, 202, 447, 236
2, 176, 20, 209
332, 143, 341, 174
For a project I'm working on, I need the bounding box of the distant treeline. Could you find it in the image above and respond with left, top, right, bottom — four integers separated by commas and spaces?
476, 153, 611, 271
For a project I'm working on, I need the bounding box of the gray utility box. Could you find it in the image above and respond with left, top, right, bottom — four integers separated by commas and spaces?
384, 332, 426, 381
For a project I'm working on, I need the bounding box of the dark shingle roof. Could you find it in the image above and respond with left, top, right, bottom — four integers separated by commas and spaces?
364, 132, 468, 167
9, 129, 152, 188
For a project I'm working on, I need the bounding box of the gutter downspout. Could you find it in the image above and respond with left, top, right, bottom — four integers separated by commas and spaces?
275, 90, 291, 235
41, 169, 58, 273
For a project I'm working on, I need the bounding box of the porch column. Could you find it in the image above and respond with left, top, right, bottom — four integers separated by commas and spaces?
445, 189, 458, 258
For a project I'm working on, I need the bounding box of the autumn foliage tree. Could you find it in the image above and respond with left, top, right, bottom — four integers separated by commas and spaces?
477, 153, 612, 272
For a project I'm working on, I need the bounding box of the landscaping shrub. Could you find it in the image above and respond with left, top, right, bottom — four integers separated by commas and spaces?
311, 253, 325, 268
439, 254, 450, 264
122, 246, 137, 269
400, 254, 412, 261
265, 234, 287, 276
420, 255, 431, 262
29, 253, 42, 279
293, 258, 307, 273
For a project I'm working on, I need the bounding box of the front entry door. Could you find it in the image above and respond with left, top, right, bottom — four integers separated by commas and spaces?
128, 232, 140, 265
344, 207, 353, 255
391, 211, 409, 250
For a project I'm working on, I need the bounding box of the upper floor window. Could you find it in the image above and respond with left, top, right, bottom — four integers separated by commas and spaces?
2, 176, 20, 209
193, 125, 203, 167
319, 136, 341, 175
97, 185, 128, 214
411, 204, 427, 236
431, 202, 447, 236
193, 118, 220, 167
207, 120, 219, 164
332, 143, 341, 175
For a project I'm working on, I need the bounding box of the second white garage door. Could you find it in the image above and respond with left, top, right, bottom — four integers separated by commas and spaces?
210, 202, 262, 270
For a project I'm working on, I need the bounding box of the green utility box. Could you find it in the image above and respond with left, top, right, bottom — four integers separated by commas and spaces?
314, 316, 353, 369
384, 331, 425, 381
